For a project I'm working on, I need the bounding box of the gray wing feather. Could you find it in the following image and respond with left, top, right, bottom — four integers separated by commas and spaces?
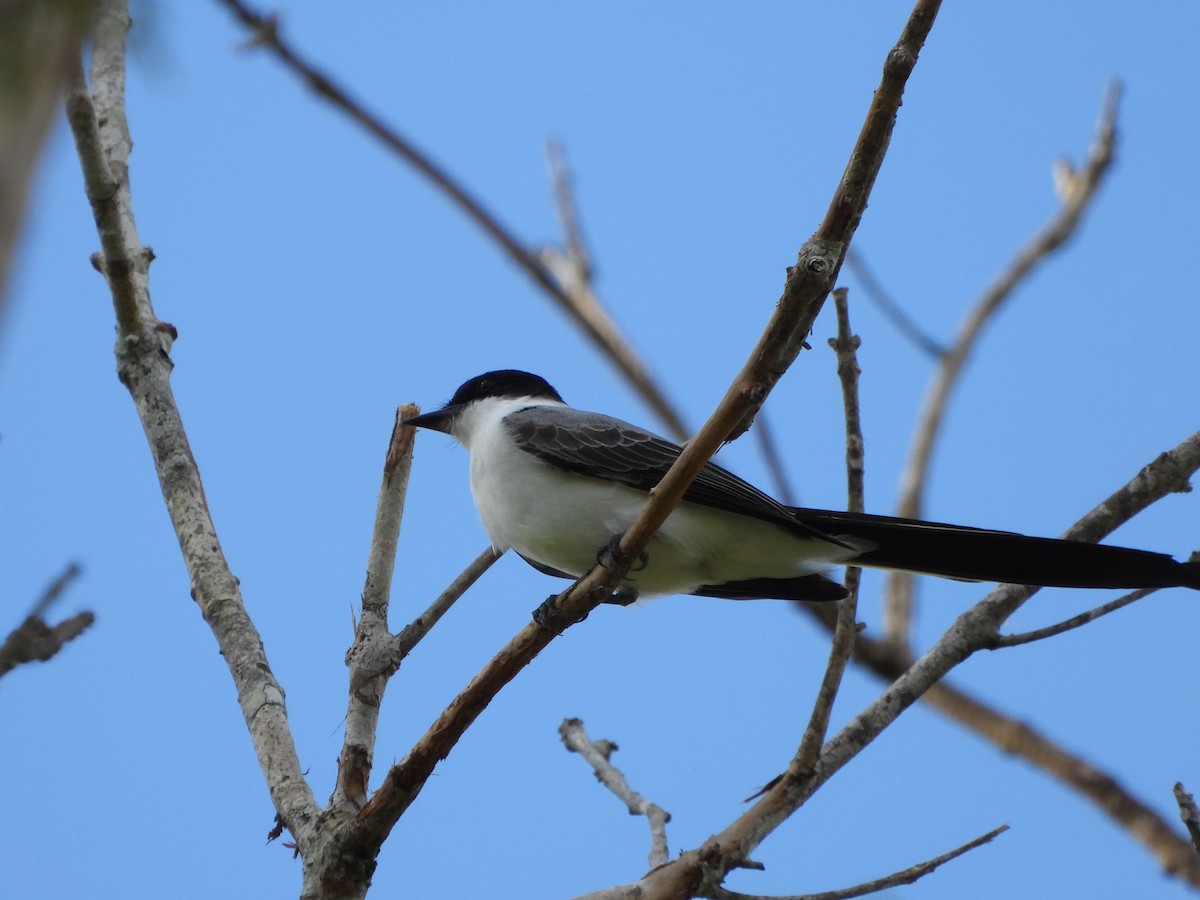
505, 406, 843, 544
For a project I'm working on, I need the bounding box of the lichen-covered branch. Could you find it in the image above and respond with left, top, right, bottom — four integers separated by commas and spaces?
65, 0, 317, 857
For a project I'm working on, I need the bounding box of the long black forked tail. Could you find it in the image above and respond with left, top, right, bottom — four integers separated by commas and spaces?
794, 508, 1200, 591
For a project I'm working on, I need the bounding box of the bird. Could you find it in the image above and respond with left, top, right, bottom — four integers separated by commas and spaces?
404, 369, 1200, 602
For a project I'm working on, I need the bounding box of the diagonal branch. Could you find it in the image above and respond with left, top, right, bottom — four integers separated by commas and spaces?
799, 432, 1200, 887
65, 0, 318, 848
1174, 783, 1200, 858
393, 546, 502, 658
607, 426, 1200, 899
560, 718, 672, 869
0, 611, 94, 679
984, 585, 1154, 649
703, 825, 1007, 900
31, 560, 85, 618
599, 0, 942, 572
213, 0, 687, 440
884, 83, 1122, 643
342, 0, 941, 881
0, 563, 92, 680
843, 249, 947, 359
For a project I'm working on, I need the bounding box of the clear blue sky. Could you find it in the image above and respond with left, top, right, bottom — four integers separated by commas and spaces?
4, 2, 1199, 898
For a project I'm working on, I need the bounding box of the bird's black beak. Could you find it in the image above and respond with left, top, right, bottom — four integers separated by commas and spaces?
403, 405, 459, 434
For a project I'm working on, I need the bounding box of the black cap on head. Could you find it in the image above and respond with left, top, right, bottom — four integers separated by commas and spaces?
445, 370, 564, 406
404, 370, 563, 433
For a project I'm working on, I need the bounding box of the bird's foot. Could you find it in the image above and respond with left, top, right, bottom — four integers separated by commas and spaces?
596, 533, 649, 574
533, 594, 589, 634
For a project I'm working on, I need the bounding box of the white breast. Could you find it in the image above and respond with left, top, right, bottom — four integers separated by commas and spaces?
453, 397, 837, 597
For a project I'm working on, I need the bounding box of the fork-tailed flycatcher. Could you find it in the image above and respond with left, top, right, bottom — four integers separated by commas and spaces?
404, 370, 1200, 602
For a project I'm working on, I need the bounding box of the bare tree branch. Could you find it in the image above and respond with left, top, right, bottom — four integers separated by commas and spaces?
797, 434, 1200, 887
535, 141, 689, 441
30, 560, 84, 618
65, 0, 318, 857
55, 2, 1191, 898
334, 406, 417, 812
528, 6, 948, 897
752, 409, 800, 505
560, 718, 672, 869
796, 289, 866, 772
984, 583, 1164, 650
843, 249, 946, 359
922, 676, 1200, 885
615, 426, 1200, 899
829, 290, 866, 516
593, 0, 941, 565
545, 140, 593, 284
213, 0, 688, 441
826, 630, 1200, 884
343, 1, 942, 884
884, 82, 1122, 644
790, 584, 1200, 891
393, 546, 502, 659
0, 611, 94, 679
0, 562, 92, 680
702, 825, 1007, 900
348, 590, 610, 879
1174, 783, 1200, 858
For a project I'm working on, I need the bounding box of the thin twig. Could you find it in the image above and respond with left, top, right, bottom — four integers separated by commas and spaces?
1174, 783, 1200, 858
30, 561, 84, 618
922, 677, 1200, 884
830, 290, 866, 515
985, 587, 1152, 649
337, 416, 497, 815
334, 406, 417, 811
884, 83, 1122, 643
545, 140, 592, 283
560, 718, 672, 869
214, 0, 688, 441
799, 569, 1200, 889
844, 249, 946, 359
704, 825, 1008, 900
393, 546, 502, 658
753, 409, 799, 505
795, 289, 865, 772
535, 144, 692, 443
0, 562, 92, 679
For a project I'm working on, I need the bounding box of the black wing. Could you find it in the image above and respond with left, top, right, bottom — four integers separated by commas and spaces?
505, 405, 846, 546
